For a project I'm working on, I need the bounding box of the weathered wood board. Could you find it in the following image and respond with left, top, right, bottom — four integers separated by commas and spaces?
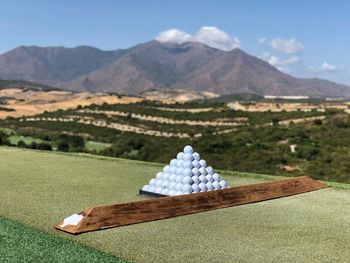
54, 176, 326, 235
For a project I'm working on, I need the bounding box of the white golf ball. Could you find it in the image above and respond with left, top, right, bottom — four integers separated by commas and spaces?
142, 185, 150, 191
192, 152, 200, 160
170, 166, 177, 174
191, 183, 200, 192
212, 173, 219, 181
169, 173, 177, 182
219, 180, 227, 189
149, 186, 156, 192
192, 175, 200, 184
149, 178, 157, 186
168, 190, 176, 196
199, 174, 207, 183
177, 160, 184, 168
175, 175, 183, 183
175, 191, 183, 196
183, 160, 193, 169
205, 181, 213, 190
212, 181, 220, 190
176, 167, 184, 175
192, 167, 200, 176
183, 145, 193, 154
156, 179, 163, 188
156, 172, 163, 179
192, 160, 200, 168
205, 173, 214, 182
199, 167, 207, 175
161, 189, 169, 195
175, 183, 183, 191
163, 165, 170, 173
170, 181, 177, 190
162, 181, 169, 188
170, 159, 177, 167
162, 172, 170, 180
198, 182, 206, 191
177, 152, 184, 160
183, 153, 193, 161
182, 184, 192, 193
183, 168, 192, 177
206, 166, 213, 174
182, 176, 193, 185
199, 159, 207, 168
155, 187, 162, 194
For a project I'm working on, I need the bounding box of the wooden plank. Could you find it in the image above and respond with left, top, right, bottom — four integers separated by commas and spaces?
54, 176, 326, 234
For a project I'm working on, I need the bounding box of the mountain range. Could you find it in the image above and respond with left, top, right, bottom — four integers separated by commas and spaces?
0, 41, 349, 96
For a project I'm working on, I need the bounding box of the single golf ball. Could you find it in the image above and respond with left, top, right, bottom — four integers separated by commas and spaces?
199, 159, 207, 168
175, 191, 183, 196
183, 145, 193, 154
169, 173, 177, 182
163, 165, 170, 173
177, 160, 184, 168
170, 181, 177, 190
149, 178, 157, 186
192, 167, 200, 176
177, 152, 184, 160
170, 159, 177, 167
182, 176, 193, 185
199, 174, 207, 183
182, 184, 192, 193
192, 152, 200, 160
156, 172, 163, 180
212, 181, 220, 190
168, 190, 176, 196
192, 160, 200, 168
205, 181, 213, 190
191, 183, 200, 192
175, 183, 183, 191
183, 160, 193, 169
183, 153, 193, 161
162, 172, 170, 181
212, 173, 219, 181
142, 185, 150, 191
219, 180, 227, 189
205, 173, 214, 182
161, 189, 169, 195
183, 168, 192, 177
198, 182, 206, 191
199, 167, 207, 175
206, 166, 213, 174
192, 175, 200, 184
156, 179, 163, 188
170, 166, 177, 174
176, 167, 184, 175
162, 180, 169, 188
149, 186, 156, 192
155, 187, 163, 194
175, 175, 183, 183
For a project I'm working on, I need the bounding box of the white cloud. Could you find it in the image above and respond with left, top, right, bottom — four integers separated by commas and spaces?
257, 37, 267, 44
307, 62, 337, 72
155, 29, 191, 44
282, 56, 301, 65
270, 38, 304, 54
155, 26, 240, 51
260, 53, 300, 68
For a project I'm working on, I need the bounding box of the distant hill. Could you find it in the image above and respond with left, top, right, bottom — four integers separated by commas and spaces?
0, 79, 59, 91
0, 41, 349, 97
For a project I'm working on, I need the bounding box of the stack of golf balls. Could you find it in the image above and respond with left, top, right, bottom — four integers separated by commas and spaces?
142, 145, 228, 196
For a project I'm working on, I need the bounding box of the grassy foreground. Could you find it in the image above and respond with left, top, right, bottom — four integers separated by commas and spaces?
0, 147, 349, 262
0, 216, 127, 263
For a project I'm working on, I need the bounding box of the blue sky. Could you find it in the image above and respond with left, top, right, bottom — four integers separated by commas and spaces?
1, 0, 349, 84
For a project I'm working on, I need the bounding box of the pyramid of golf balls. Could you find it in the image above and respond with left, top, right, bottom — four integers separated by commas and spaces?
142, 145, 228, 196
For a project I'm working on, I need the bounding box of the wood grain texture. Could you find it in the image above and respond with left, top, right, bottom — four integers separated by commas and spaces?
54, 176, 326, 235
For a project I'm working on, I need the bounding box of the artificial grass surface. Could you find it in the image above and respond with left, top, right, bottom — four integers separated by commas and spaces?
0, 147, 349, 262
0, 216, 127, 263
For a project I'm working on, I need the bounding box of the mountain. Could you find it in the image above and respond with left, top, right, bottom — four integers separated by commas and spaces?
0, 79, 59, 91
0, 41, 349, 96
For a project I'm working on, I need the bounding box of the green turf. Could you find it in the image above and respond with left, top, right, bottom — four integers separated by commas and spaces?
86, 141, 112, 152
7, 134, 43, 145
0, 147, 349, 262
0, 216, 128, 263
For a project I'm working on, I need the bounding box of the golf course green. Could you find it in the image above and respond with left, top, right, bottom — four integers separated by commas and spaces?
0, 147, 349, 262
